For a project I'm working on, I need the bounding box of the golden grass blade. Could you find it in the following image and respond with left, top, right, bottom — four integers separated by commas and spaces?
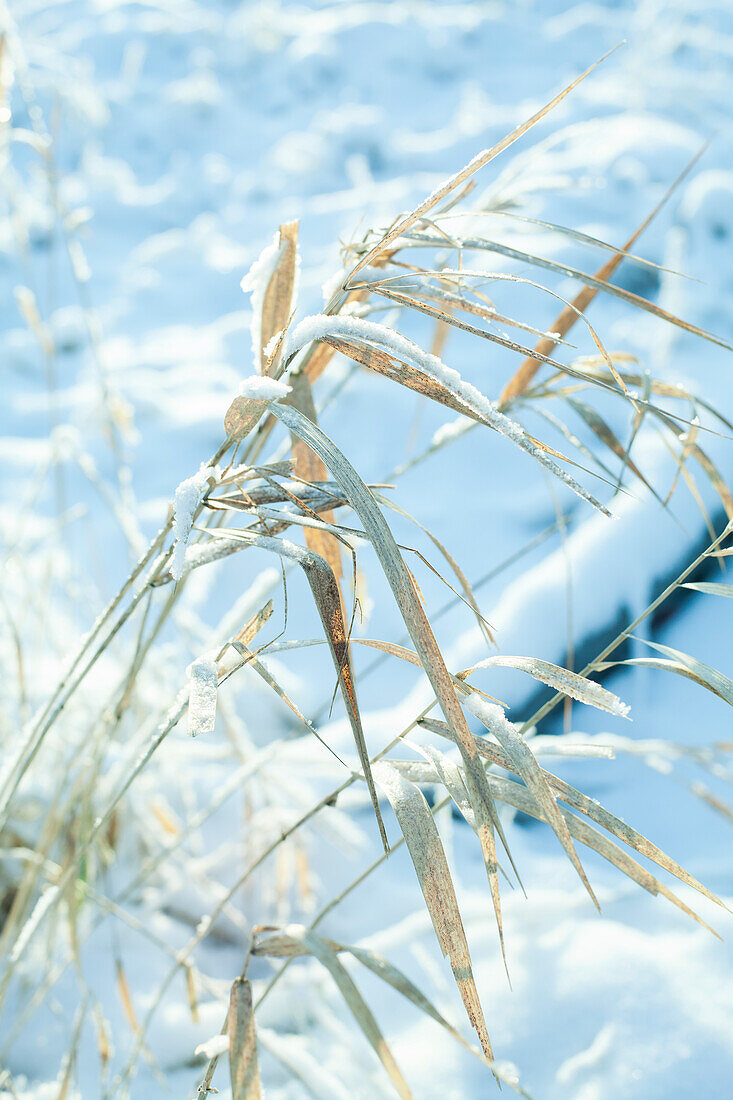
463, 695, 599, 908
224, 396, 277, 444
228, 978, 261, 1100
565, 397, 656, 495
498, 146, 707, 406
260, 221, 299, 375
232, 599, 274, 650
286, 372, 344, 592
283, 925, 413, 1099
373, 762, 494, 1064
344, 48, 620, 287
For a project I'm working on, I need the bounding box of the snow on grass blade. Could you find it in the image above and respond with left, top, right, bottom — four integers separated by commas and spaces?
282, 315, 611, 515
598, 638, 733, 708
463, 695, 599, 909
186, 654, 217, 737
461, 655, 630, 718
171, 465, 215, 581
228, 978, 261, 1100
259, 221, 299, 376
373, 762, 495, 1065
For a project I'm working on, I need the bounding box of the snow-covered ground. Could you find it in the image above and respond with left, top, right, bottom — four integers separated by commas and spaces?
1, 1, 732, 1097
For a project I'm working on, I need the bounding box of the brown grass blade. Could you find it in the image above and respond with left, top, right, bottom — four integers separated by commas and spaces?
565, 397, 656, 496
418, 716, 725, 908
496, 143, 711, 405
373, 762, 494, 1063
260, 221, 299, 375
464, 695, 599, 909
344, 48, 620, 286
219, 529, 387, 850
228, 978, 261, 1100
317, 333, 611, 516
286, 372, 344, 591
283, 925, 413, 1099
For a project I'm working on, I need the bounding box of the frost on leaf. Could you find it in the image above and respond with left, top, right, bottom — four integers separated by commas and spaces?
187, 654, 218, 737
171, 465, 214, 581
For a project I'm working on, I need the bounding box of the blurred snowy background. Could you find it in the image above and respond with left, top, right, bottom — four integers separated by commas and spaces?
1, 1, 732, 1098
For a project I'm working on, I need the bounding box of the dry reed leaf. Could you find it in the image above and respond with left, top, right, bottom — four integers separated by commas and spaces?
233, 599, 274, 649
283, 924, 412, 1099
345, 48, 619, 286
373, 762, 494, 1064
318, 334, 611, 516
272, 402, 519, 911
464, 695, 599, 908
219, 528, 387, 848
460, 655, 630, 717
224, 396, 274, 443
421, 233, 733, 354
116, 959, 140, 1033
228, 978, 261, 1100
252, 930, 530, 1094
411, 740, 508, 972
260, 221, 299, 375
286, 371, 344, 588
185, 963, 199, 1024
398, 759, 718, 934
682, 582, 733, 599
418, 716, 724, 907
497, 149, 704, 406
565, 397, 655, 495
231, 638, 341, 765
599, 637, 733, 707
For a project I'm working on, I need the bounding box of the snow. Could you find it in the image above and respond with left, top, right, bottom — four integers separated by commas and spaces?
238, 374, 292, 401
171, 465, 214, 581
240, 231, 282, 373
1, 1, 733, 1098
187, 654, 218, 738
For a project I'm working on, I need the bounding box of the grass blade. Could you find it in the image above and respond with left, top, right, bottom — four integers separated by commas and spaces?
228, 978, 261, 1100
